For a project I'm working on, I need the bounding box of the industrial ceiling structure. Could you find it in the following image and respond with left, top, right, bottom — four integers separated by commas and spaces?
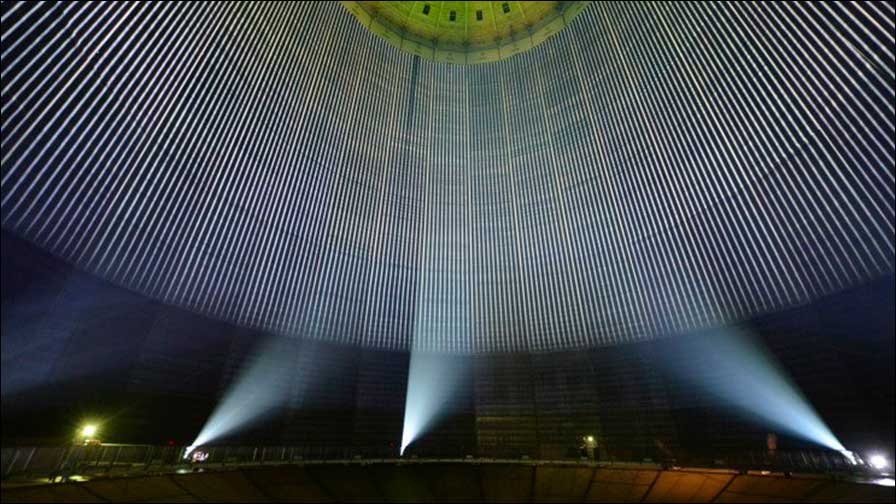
1, 1, 894, 353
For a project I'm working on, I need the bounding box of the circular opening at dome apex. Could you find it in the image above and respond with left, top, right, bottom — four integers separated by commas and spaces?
341, 1, 591, 64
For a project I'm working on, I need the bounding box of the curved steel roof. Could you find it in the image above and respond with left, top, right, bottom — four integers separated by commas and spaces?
1, 2, 893, 352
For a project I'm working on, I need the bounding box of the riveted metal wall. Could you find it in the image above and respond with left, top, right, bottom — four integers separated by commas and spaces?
1, 2, 893, 353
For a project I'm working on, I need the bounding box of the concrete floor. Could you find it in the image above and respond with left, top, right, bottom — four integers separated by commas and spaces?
2, 461, 893, 502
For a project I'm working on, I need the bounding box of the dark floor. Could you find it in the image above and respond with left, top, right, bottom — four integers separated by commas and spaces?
2, 461, 894, 503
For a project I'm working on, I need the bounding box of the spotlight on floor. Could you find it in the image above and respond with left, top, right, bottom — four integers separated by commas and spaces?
400, 351, 469, 456
80, 424, 97, 438
78, 423, 101, 445
869, 454, 889, 471
186, 337, 298, 455
659, 327, 849, 454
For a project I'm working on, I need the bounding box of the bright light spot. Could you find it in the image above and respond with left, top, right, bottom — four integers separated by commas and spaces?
872, 478, 895, 488
586, 435, 595, 443
81, 424, 97, 438
869, 454, 889, 471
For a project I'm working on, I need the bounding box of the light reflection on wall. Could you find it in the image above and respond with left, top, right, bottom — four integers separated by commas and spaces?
0, 2, 892, 353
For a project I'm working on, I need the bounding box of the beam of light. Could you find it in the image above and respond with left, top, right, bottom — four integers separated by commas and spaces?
185, 337, 295, 458
400, 350, 468, 456
659, 326, 847, 453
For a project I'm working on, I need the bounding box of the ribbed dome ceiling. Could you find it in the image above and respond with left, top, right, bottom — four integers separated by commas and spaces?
1, 2, 893, 352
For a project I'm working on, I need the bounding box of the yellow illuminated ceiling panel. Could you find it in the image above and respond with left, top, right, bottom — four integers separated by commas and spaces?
341, 1, 590, 64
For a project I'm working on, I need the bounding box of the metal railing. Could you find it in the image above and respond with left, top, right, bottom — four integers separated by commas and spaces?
2, 444, 182, 481
0, 444, 872, 482
1, 445, 409, 480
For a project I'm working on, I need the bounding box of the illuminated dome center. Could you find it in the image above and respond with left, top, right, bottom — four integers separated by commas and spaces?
341, 1, 589, 63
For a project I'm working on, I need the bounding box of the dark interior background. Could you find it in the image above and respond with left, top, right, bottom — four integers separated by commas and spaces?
3, 230, 893, 463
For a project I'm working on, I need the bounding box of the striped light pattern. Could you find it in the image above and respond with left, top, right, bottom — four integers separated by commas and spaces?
1, 2, 893, 353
